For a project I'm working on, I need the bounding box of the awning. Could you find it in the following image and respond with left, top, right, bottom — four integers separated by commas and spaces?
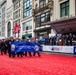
42, 16, 76, 33
34, 26, 51, 32
22, 33, 32, 37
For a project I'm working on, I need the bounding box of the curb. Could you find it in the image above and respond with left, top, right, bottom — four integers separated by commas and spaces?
41, 51, 76, 56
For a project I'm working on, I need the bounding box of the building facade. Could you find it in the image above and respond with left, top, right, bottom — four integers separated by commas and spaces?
1, 0, 76, 38
33, 0, 76, 38
0, 6, 1, 36
6, 0, 13, 37
1, 0, 7, 37
21, 0, 34, 40
45, 0, 76, 34
12, 0, 21, 38
53, 0, 75, 21
33, 0, 54, 38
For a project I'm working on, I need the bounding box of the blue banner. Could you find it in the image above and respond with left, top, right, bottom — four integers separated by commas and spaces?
10, 42, 41, 53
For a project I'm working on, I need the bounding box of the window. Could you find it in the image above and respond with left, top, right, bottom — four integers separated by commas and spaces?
14, 10, 20, 19
60, 0, 69, 17
14, 0, 20, 10
36, 16, 40, 27
23, 0, 32, 18
46, 12, 50, 22
39, 0, 46, 8
23, 9, 32, 17
24, 3, 26, 9
36, 11, 50, 27
41, 14, 46, 23
23, 20, 32, 31
26, 1, 29, 8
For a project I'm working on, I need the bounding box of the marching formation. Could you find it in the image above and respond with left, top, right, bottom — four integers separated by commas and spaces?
0, 36, 41, 58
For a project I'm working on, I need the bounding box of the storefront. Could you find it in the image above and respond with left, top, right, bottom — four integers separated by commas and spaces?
43, 16, 76, 34
34, 26, 51, 37
22, 33, 32, 41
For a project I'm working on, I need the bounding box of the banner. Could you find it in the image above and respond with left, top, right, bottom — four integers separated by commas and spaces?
11, 42, 41, 53
42, 45, 74, 53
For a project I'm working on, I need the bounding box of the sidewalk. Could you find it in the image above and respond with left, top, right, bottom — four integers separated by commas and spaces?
41, 51, 76, 56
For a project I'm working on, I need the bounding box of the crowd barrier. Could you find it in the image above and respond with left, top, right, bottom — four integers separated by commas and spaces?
10, 42, 76, 54
42, 45, 76, 54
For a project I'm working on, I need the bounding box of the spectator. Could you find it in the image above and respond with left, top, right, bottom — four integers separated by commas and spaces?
65, 35, 69, 46
69, 33, 73, 46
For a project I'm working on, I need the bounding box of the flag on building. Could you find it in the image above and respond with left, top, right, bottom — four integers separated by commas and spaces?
14, 23, 20, 33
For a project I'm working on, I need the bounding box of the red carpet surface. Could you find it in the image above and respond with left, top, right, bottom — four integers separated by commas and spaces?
0, 53, 76, 75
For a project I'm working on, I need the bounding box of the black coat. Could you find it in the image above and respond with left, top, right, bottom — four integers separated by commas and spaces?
1, 41, 6, 51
